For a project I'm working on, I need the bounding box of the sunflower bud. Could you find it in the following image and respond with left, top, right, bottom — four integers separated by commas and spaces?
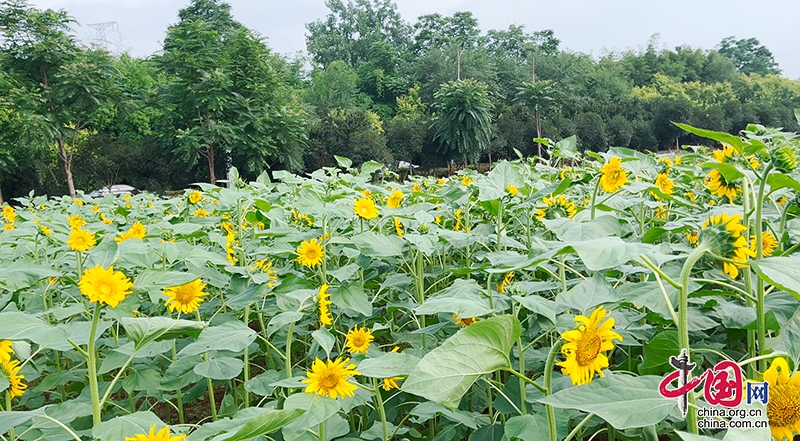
773, 145, 798, 172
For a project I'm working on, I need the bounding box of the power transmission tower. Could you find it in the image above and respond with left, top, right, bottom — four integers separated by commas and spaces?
87, 21, 120, 52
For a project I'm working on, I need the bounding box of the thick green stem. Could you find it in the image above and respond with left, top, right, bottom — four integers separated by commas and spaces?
415, 250, 427, 348
285, 322, 296, 378
243, 304, 250, 407
753, 163, 773, 372
196, 311, 217, 421
741, 174, 757, 380
173, 342, 185, 424
87, 303, 102, 426
678, 243, 709, 434
372, 379, 389, 441
318, 421, 325, 441
590, 175, 601, 220
564, 413, 595, 441
6, 392, 15, 441
517, 337, 528, 414
496, 199, 504, 252
544, 340, 563, 441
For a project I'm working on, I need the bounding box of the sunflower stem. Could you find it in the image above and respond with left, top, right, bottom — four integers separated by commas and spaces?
196, 311, 218, 421
678, 242, 709, 434
517, 337, 528, 414
285, 322, 296, 379
754, 162, 773, 372
372, 378, 389, 441
173, 341, 185, 424
590, 174, 601, 220
75, 250, 83, 278
563, 412, 594, 441
414, 250, 427, 348
87, 302, 102, 426
318, 421, 325, 441
243, 304, 250, 407
741, 175, 757, 380
496, 199, 504, 252
544, 339, 563, 441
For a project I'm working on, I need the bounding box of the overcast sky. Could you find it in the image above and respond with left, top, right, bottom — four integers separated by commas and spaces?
29, 0, 800, 80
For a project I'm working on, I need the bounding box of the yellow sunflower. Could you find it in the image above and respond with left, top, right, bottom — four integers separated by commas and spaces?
2, 205, 15, 223
393, 217, 404, 238
382, 377, 403, 391
188, 190, 202, 205
506, 185, 519, 197
163, 279, 208, 314
758, 357, 800, 441
685, 231, 699, 246
318, 284, 333, 327
751, 231, 779, 257
412, 182, 421, 192
39, 225, 52, 235
126, 424, 186, 441
654, 173, 674, 195
296, 238, 324, 268
3, 223, 14, 231
713, 144, 736, 163
345, 325, 374, 354
1, 357, 27, 398
302, 357, 361, 399
497, 272, 514, 293
599, 157, 628, 193
193, 209, 209, 217
74, 199, 84, 206
387, 190, 404, 208
78, 265, 134, 308
701, 213, 755, 278
0, 340, 13, 363
556, 306, 623, 386
354, 197, 379, 220
67, 215, 85, 229
116, 221, 147, 243
454, 209, 463, 231
461, 176, 474, 186
705, 169, 739, 202
534, 194, 577, 221
453, 314, 477, 327
67, 228, 96, 252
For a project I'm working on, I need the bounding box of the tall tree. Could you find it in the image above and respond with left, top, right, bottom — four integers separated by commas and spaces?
718, 37, 780, 76
432, 79, 493, 164
516, 80, 558, 157
0, 0, 118, 198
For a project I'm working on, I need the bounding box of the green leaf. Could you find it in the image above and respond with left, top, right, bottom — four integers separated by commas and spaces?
357, 352, 421, 378
556, 275, 621, 314
121, 317, 205, 350
795, 108, 800, 125
773, 307, 800, 366
351, 232, 404, 258
134, 270, 200, 296
178, 320, 256, 357
569, 238, 650, 271
511, 295, 556, 325
122, 369, 162, 395
281, 393, 341, 441
416, 279, 492, 317
0, 312, 52, 342
638, 330, 680, 375
478, 161, 521, 201
194, 357, 244, 380
539, 372, 676, 429
331, 283, 372, 316
751, 256, 800, 301
402, 315, 521, 409
549, 215, 620, 241
674, 122, 748, 152
92, 411, 166, 441
504, 414, 549, 441
0, 260, 60, 291
244, 371, 279, 396
85, 237, 119, 268
767, 173, 800, 195
334, 155, 352, 169
701, 162, 745, 182
359, 160, 383, 176
266, 311, 305, 336
224, 409, 306, 441
312, 328, 335, 358
0, 411, 40, 435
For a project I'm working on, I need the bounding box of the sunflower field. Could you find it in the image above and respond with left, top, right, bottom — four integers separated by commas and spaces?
1, 122, 800, 441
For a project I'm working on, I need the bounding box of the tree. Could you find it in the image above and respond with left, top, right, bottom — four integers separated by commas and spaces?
160, 0, 307, 184
432, 79, 493, 164
516, 80, 558, 157
0, 0, 119, 198
718, 37, 780, 76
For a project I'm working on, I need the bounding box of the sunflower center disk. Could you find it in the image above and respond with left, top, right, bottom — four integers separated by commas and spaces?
320, 371, 340, 389
576, 330, 602, 366
174, 287, 195, 304
768, 384, 800, 429
98, 282, 113, 297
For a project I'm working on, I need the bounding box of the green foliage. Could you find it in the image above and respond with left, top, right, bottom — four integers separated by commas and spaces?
432, 79, 494, 163
718, 36, 781, 76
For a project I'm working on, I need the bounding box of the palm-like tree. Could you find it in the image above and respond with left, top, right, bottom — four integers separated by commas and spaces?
516, 80, 558, 158
432, 79, 493, 165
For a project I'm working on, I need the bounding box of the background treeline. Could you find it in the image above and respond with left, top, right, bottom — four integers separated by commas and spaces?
1, 0, 799, 201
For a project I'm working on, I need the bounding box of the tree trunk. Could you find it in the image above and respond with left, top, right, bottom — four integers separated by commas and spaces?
205, 144, 217, 185
0, 185, 4, 204
58, 137, 77, 198
535, 107, 543, 158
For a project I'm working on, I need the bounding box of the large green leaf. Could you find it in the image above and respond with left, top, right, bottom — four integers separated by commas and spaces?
638, 330, 680, 375
0, 260, 60, 291
556, 275, 620, 314
674, 122, 748, 152
402, 315, 521, 409
416, 279, 492, 317
701, 162, 745, 182
85, 237, 119, 268
92, 411, 167, 441
223, 409, 306, 441
503, 414, 549, 441
751, 256, 800, 301
774, 307, 800, 366
767, 173, 800, 195
478, 161, 521, 201
549, 215, 621, 241
351, 232, 404, 257
121, 317, 205, 350
539, 372, 676, 429
281, 393, 341, 441
569, 238, 650, 271
194, 357, 244, 380
331, 283, 372, 316
178, 320, 256, 357
357, 352, 421, 378
0, 411, 41, 435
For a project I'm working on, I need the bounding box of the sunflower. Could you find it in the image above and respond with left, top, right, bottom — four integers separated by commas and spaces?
74, 199, 84, 206
3, 224, 13, 231
193, 209, 209, 217
67, 215, 85, 229
454, 209, 462, 231
345, 325, 374, 354
461, 176, 474, 186
39, 225, 52, 235
497, 272, 514, 293
318, 284, 333, 327
534, 194, 577, 221
758, 357, 800, 441
0, 340, 13, 363
705, 169, 739, 202
1, 357, 27, 398
163, 279, 208, 314
506, 185, 519, 197
654, 173, 674, 195
67, 228, 96, 252
713, 144, 736, 163
774, 145, 798, 172
556, 306, 623, 386
2, 205, 15, 223
100, 213, 113, 224
412, 182, 421, 192
354, 197, 379, 220
700, 213, 755, 278
78, 265, 134, 308
655, 205, 668, 220
387, 190, 404, 208
393, 217, 404, 238
599, 157, 628, 193
92, 205, 100, 213
116, 221, 146, 243
126, 424, 186, 441
685, 231, 699, 246
751, 231, 779, 257
382, 377, 403, 391
296, 238, 324, 268
302, 357, 361, 399
453, 314, 476, 327
188, 190, 202, 205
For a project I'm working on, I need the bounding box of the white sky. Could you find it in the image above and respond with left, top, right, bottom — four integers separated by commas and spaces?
28, 0, 800, 80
